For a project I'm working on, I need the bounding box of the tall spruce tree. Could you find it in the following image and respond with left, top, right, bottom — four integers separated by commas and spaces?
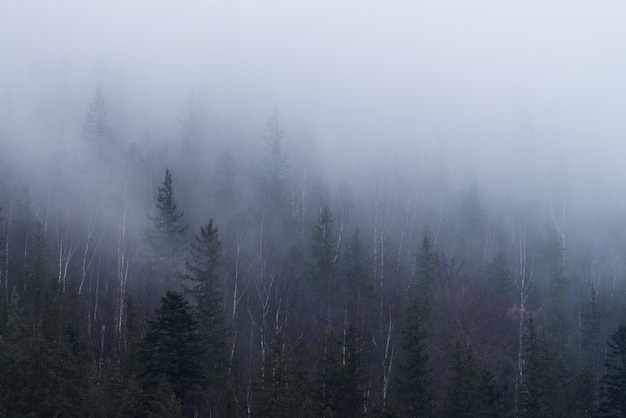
139, 291, 207, 400
260, 107, 291, 209
311, 205, 337, 292
144, 168, 188, 288
320, 324, 366, 417
517, 314, 551, 418
394, 300, 433, 417
443, 342, 501, 418
183, 220, 228, 387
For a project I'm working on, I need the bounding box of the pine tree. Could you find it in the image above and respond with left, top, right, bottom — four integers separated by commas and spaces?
443, 342, 501, 418
311, 205, 337, 292
320, 324, 366, 417
253, 332, 290, 417
183, 220, 229, 386
342, 228, 373, 313
517, 315, 551, 418
569, 365, 597, 418
139, 291, 207, 400
485, 251, 514, 299
414, 226, 437, 311
144, 168, 188, 288
82, 85, 115, 164
395, 300, 433, 417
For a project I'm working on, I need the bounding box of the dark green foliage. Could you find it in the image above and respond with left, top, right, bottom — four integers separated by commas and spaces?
517, 315, 551, 418
146, 378, 186, 418
0, 292, 92, 417
139, 291, 207, 399
443, 342, 502, 418
144, 168, 188, 288
183, 220, 229, 386
601, 324, 626, 417
218, 377, 239, 418
320, 324, 366, 417
569, 365, 597, 418
253, 334, 316, 417
288, 337, 317, 417
395, 300, 433, 417
123, 295, 141, 375
88, 358, 145, 417
253, 332, 291, 417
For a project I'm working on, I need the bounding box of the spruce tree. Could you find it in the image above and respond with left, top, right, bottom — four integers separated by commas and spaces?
183, 220, 229, 386
443, 342, 501, 418
395, 300, 433, 417
320, 324, 366, 417
260, 107, 291, 209
139, 291, 207, 400
311, 205, 337, 292
517, 315, 551, 418
144, 168, 188, 288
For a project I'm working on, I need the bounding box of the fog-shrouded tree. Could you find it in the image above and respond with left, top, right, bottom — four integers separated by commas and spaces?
517, 314, 552, 418
82, 85, 115, 166
212, 148, 239, 215
260, 107, 292, 210
143, 168, 188, 290
457, 182, 486, 274
414, 226, 438, 313
341, 228, 373, 321
183, 219, 229, 387
394, 299, 433, 417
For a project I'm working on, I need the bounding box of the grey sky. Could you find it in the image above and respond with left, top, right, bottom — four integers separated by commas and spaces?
1, 1, 625, 189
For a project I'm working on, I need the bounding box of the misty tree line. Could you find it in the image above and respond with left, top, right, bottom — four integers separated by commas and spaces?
2, 86, 626, 417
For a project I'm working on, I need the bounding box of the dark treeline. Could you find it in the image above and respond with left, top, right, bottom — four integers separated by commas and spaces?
2, 87, 626, 417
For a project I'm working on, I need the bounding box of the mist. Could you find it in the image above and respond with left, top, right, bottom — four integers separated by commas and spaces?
2, 1, 626, 416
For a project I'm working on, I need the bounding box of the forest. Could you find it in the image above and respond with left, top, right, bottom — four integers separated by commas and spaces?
1, 85, 626, 417
2, 2, 626, 417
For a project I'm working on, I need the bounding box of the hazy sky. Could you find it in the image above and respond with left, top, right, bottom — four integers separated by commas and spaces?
1, 1, 626, 185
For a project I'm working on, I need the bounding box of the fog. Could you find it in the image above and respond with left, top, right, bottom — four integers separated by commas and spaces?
4, 1, 626, 187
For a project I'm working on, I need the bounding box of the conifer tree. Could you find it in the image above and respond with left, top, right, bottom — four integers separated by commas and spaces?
183, 220, 228, 386
320, 324, 366, 417
517, 315, 551, 418
342, 228, 373, 314
443, 342, 501, 418
139, 291, 207, 400
253, 332, 290, 417
311, 205, 337, 292
395, 300, 433, 417
144, 168, 188, 288
82, 85, 115, 164
260, 107, 291, 209
414, 226, 437, 312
